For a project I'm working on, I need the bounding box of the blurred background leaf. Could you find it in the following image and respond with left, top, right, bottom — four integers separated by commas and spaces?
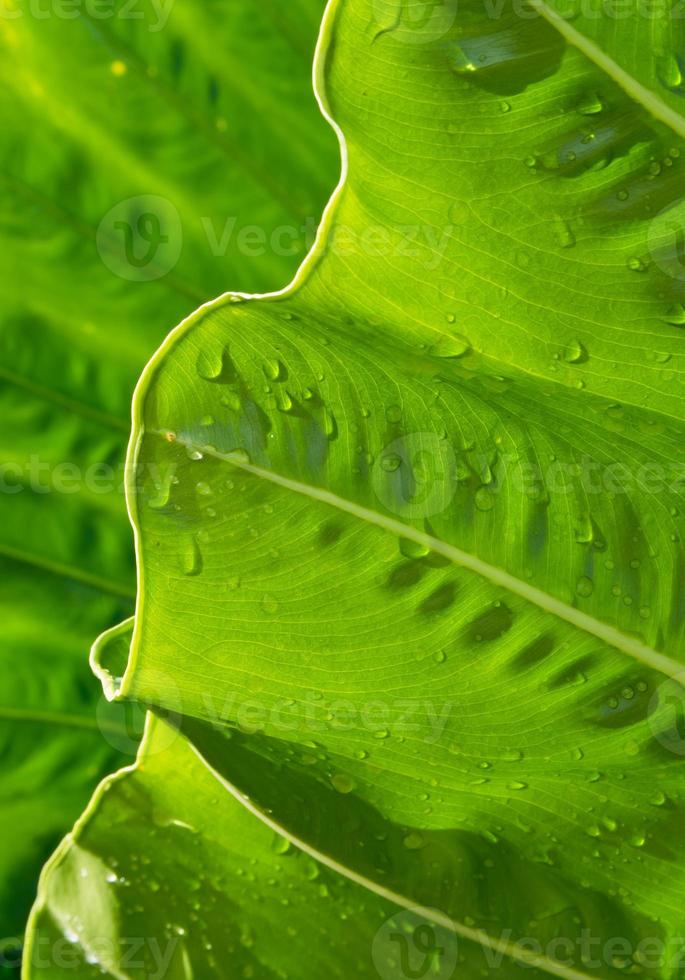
0, 0, 338, 959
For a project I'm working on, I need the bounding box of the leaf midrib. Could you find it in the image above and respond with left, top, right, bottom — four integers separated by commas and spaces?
189, 732, 600, 980
0, 543, 135, 601
149, 430, 683, 685
531, 0, 685, 138
0, 706, 128, 740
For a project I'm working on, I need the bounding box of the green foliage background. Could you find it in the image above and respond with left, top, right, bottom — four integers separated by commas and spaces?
0, 0, 337, 962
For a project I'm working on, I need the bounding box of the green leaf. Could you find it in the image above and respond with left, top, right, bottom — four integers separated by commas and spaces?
0, 0, 336, 949
29, 0, 685, 976
539, 0, 685, 136
26, 711, 572, 980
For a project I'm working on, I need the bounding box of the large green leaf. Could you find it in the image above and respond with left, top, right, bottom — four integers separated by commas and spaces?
28, 709, 558, 980
0, 0, 336, 954
29, 0, 685, 977
26, 706, 610, 980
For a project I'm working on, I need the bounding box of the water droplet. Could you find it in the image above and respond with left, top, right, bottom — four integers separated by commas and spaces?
277, 390, 294, 413
381, 453, 402, 473
664, 303, 685, 327
657, 53, 685, 94
576, 576, 594, 598
577, 92, 604, 115
220, 391, 241, 412
263, 359, 285, 382
626, 256, 647, 273
403, 832, 425, 850
197, 346, 236, 384
431, 334, 471, 359
562, 338, 587, 363
451, 45, 477, 74
323, 409, 337, 439
227, 448, 251, 465
331, 773, 356, 794
475, 486, 495, 512
399, 538, 430, 559
181, 537, 203, 577
148, 476, 173, 510
574, 513, 594, 544
271, 836, 291, 857
554, 217, 576, 249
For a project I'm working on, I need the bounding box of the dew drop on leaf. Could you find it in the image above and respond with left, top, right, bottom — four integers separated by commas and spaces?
430, 334, 471, 359
577, 92, 604, 115
271, 836, 292, 856
263, 359, 285, 382
381, 453, 402, 473
657, 53, 685, 94
562, 338, 587, 363
399, 538, 429, 559
331, 774, 356, 795
475, 486, 495, 512
626, 256, 647, 273
181, 537, 203, 577
664, 303, 685, 326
